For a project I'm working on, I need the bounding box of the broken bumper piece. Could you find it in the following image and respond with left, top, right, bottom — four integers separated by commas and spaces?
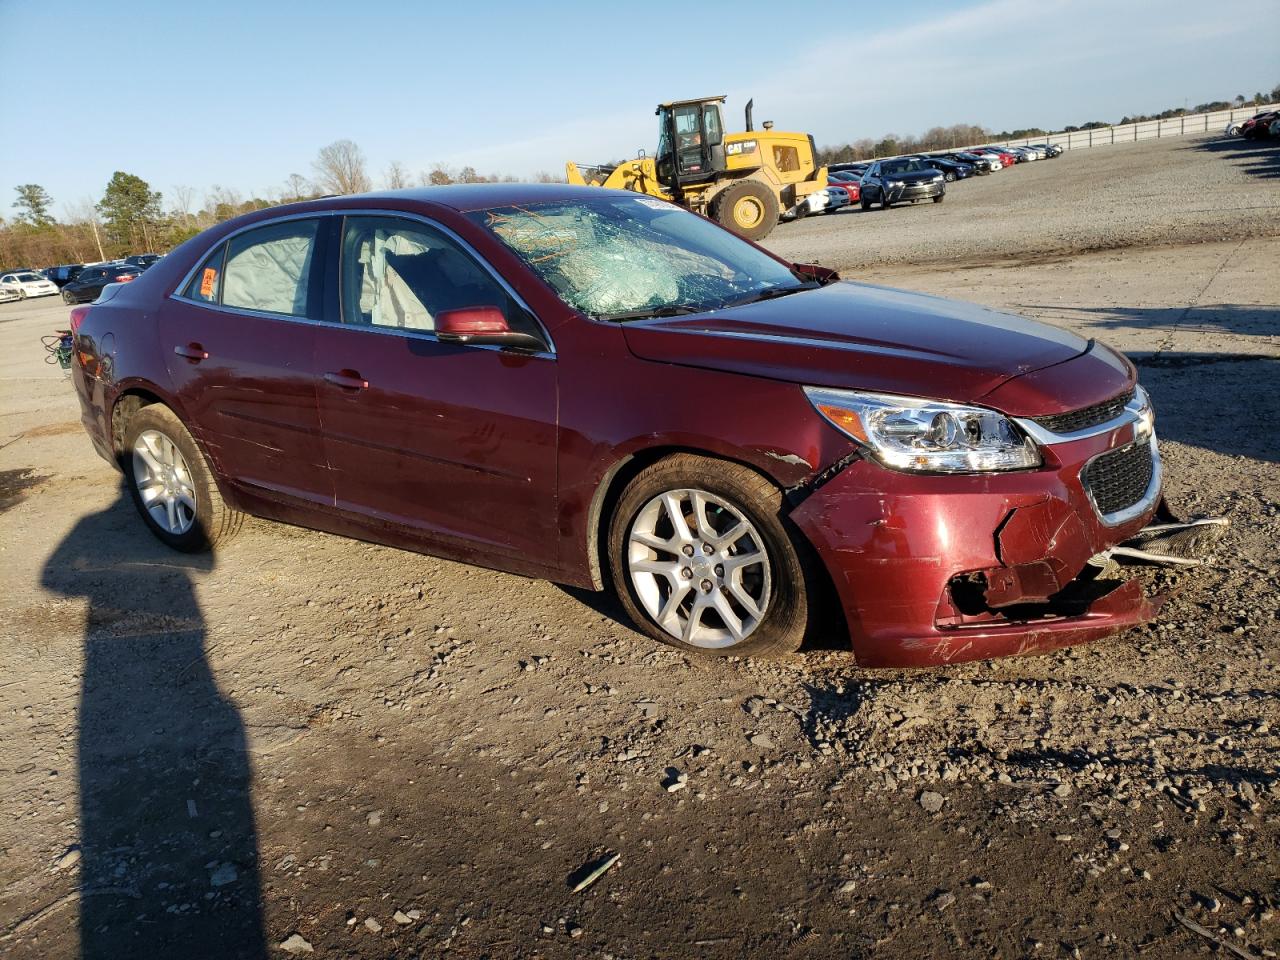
789, 458, 1165, 668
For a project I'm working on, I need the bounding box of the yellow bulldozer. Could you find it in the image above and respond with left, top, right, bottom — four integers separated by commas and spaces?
565, 96, 828, 241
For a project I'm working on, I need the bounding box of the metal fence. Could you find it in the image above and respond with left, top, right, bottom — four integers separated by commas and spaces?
989, 104, 1275, 152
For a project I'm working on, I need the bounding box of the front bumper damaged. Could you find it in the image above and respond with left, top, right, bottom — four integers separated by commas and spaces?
790, 442, 1166, 667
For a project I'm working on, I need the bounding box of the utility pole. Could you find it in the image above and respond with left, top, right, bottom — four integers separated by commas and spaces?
90, 219, 105, 262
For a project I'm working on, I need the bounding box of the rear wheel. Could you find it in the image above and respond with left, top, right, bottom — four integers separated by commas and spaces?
607, 455, 811, 658
122, 404, 244, 552
711, 180, 779, 241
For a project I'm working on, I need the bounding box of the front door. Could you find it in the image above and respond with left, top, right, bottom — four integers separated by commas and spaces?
158, 216, 332, 506
313, 214, 559, 571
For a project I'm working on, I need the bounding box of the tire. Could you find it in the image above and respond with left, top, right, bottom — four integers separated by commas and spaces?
932, 193, 945, 203
606, 454, 811, 658
859, 198, 871, 211
122, 404, 244, 552
18, 290, 27, 300
944, 171, 956, 182
711, 180, 779, 241
62, 290, 75, 305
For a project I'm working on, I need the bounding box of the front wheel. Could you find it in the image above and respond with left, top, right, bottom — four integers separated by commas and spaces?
932, 193, 945, 203
62, 290, 75, 304
18, 290, 27, 300
607, 455, 811, 657
859, 197, 871, 211
944, 171, 956, 182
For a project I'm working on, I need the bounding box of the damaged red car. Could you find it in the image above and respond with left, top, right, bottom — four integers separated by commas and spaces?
68, 185, 1166, 666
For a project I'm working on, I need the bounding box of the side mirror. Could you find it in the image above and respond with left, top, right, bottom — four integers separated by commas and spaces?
436, 306, 544, 351
792, 262, 840, 284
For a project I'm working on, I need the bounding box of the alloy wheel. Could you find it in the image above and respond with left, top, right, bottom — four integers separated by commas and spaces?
132, 429, 197, 535
626, 488, 771, 648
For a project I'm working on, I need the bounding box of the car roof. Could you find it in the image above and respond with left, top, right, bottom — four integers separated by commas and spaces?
359, 183, 617, 212
199, 184, 675, 241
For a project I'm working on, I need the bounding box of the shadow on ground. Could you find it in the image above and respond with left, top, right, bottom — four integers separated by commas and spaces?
40, 485, 265, 959
1136, 353, 1280, 463
1016, 303, 1280, 463
1191, 134, 1280, 179
1018, 303, 1280, 340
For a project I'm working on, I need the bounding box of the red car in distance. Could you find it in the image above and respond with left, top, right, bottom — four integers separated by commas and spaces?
971, 147, 1017, 167
68, 185, 1166, 667
827, 171, 861, 202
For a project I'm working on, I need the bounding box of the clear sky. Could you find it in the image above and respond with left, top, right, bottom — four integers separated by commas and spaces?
1, 0, 1276, 218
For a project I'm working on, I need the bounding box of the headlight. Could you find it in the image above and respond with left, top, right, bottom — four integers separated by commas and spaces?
887, 180, 904, 188
1132, 384, 1155, 438
804, 387, 1042, 473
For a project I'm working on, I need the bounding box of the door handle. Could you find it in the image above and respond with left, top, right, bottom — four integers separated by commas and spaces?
174, 343, 209, 362
324, 370, 369, 390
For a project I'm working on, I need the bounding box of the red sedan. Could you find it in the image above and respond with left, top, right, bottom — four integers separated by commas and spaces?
972, 147, 1017, 167
68, 185, 1165, 667
826, 172, 861, 202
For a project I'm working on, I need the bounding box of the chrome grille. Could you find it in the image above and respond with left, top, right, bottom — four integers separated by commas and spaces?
1084, 440, 1154, 516
1032, 388, 1134, 435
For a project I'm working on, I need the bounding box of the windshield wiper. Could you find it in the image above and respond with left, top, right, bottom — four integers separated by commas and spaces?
721, 282, 819, 309
596, 304, 704, 322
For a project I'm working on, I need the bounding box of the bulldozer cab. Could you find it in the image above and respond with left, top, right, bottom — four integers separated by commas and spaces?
655, 97, 727, 195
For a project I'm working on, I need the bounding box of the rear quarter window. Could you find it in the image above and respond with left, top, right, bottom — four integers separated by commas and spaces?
183, 246, 226, 304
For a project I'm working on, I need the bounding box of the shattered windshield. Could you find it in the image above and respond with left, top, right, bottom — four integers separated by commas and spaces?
468, 196, 802, 320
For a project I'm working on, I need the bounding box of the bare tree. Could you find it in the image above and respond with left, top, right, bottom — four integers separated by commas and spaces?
313, 139, 371, 195
170, 185, 195, 227
205, 184, 244, 223
283, 173, 312, 202
383, 161, 410, 190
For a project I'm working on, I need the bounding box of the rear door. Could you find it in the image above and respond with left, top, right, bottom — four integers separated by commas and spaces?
158, 216, 333, 506
312, 213, 559, 569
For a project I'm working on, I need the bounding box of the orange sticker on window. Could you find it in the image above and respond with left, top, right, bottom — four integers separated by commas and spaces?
199, 268, 217, 298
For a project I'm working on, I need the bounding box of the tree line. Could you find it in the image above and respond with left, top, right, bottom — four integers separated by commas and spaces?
816, 83, 1280, 164
0, 139, 563, 272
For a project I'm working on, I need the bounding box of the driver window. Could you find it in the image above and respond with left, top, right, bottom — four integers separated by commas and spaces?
339, 215, 540, 341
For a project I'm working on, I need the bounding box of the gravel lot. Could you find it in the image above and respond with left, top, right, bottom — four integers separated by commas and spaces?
1, 134, 1277, 959
769, 134, 1280, 270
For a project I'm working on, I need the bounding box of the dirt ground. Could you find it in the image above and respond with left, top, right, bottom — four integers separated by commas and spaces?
1, 135, 1278, 960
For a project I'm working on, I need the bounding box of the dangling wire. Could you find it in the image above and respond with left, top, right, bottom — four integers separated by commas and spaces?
41, 329, 74, 375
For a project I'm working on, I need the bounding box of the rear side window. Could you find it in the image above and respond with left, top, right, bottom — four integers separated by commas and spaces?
183, 246, 226, 303
221, 219, 320, 318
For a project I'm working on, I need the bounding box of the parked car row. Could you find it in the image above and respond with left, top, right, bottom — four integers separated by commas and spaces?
1228, 110, 1280, 139
0, 254, 162, 306
815, 141, 1062, 213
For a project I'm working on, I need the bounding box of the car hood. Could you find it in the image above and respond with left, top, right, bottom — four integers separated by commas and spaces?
621, 282, 1096, 410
